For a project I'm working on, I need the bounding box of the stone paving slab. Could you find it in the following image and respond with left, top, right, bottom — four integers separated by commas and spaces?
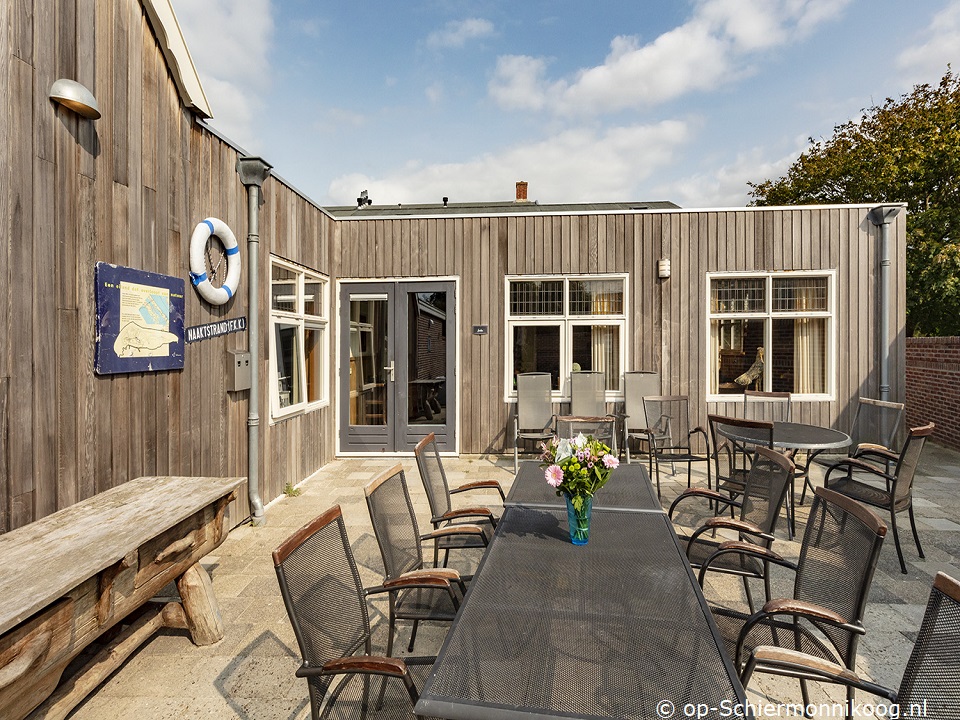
66, 446, 960, 720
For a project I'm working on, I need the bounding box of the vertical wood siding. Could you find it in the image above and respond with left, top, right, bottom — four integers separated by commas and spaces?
0, 0, 336, 531
337, 206, 905, 453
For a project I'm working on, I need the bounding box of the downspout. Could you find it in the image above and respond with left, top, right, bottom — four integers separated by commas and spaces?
868, 205, 902, 403
237, 156, 273, 525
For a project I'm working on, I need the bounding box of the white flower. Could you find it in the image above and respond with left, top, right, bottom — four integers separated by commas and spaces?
555, 438, 574, 463
573, 433, 588, 449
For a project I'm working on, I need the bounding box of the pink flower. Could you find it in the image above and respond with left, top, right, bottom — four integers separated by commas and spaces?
544, 465, 564, 487
602, 454, 619, 469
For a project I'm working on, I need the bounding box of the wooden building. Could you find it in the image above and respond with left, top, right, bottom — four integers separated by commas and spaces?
1, 0, 907, 531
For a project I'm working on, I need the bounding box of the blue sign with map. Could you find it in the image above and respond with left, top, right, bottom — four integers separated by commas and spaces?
94, 262, 185, 374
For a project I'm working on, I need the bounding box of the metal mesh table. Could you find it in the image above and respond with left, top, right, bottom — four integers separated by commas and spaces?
506, 462, 661, 513
416, 507, 751, 720
718, 421, 850, 452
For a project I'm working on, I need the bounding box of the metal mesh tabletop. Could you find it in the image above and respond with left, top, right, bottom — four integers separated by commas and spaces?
719, 421, 850, 451
416, 508, 749, 720
506, 463, 661, 513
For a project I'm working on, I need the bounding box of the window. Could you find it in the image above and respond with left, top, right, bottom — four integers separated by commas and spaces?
270, 257, 329, 418
506, 275, 626, 398
707, 272, 833, 398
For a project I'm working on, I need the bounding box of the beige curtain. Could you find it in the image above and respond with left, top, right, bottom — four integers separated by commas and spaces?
793, 286, 824, 393
591, 326, 620, 390
710, 321, 720, 394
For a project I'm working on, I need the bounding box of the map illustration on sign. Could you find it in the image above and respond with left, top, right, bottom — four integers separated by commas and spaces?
95, 263, 185, 374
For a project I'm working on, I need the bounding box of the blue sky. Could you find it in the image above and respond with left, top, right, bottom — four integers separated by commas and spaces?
169, 0, 959, 208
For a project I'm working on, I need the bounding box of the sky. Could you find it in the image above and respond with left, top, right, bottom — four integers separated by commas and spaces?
168, 0, 959, 209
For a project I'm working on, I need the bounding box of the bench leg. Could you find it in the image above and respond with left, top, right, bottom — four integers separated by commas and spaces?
176, 562, 224, 646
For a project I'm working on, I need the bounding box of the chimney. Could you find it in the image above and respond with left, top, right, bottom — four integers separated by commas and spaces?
515, 181, 528, 202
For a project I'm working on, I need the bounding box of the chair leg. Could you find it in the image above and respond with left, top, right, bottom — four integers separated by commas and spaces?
514, 439, 519, 474
407, 619, 420, 652
786, 478, 796, 541
908, 505, 925, 559
742, 576, 755, 614
889, 509, 907, 574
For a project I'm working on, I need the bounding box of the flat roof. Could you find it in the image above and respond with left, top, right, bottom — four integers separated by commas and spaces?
323, 200, 681, 219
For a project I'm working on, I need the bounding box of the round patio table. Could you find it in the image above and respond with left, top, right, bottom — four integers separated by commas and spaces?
718, 421, 851, 452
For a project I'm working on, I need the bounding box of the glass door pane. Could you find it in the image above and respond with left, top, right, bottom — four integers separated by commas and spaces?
349, 297, 388, 426
407, 291, 447, 425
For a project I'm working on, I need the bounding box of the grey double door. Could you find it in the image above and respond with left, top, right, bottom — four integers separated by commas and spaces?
339, 280, 456, 453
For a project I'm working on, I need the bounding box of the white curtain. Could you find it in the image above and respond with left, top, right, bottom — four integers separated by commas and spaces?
591, 326, 619, 390
793, 284, 824, 393
710, 321, 720, 394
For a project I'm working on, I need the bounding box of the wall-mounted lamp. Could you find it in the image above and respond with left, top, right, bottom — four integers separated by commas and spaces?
49, 79, 101, 119
657, 257, 671, 279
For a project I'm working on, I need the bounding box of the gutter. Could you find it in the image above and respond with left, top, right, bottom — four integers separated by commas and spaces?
868, 204, 903, 403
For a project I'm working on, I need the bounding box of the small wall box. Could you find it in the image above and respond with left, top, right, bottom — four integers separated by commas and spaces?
227, 350, 252, 391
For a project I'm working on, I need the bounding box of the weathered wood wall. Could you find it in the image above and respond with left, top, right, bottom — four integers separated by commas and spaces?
336, 206, 906, 453
0, 0, 335, 531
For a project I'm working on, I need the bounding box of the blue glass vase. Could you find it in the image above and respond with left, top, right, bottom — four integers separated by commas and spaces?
564, 494, 593, 545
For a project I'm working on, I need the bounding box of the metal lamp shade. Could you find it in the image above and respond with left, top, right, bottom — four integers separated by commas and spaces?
49, 79, 101, 119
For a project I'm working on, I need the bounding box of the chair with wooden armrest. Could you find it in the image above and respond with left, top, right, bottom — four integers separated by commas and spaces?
668, 446, 794, 613
742, 571, 960, 720
273, 505, 435, 720
698, 487, 887, 718
824, 422, 934, 574
415, 432, 502, 568
365, 464, 481, 656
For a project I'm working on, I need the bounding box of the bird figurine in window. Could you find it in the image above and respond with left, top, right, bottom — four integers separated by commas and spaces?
735, 346, 764, 389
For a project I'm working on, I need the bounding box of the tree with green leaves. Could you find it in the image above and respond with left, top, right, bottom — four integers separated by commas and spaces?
749, 69, 960, 336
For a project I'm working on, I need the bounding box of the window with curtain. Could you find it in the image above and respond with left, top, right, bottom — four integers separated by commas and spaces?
708, 273, 832, 398
506, 275, 626, 397
270, 257, 329, 418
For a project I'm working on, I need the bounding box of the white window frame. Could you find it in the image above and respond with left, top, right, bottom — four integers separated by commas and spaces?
269, 256, 330, 420
705, 270, 836, 403
504, 274, 628, 402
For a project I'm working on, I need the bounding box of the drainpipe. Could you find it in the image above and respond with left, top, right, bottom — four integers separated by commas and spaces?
868, 205, 902, 403
237, 156, 273, 525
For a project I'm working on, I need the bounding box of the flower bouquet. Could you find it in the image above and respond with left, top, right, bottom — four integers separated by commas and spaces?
540, 433, 619, 544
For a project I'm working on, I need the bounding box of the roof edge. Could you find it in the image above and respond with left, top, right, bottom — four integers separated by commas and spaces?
141, 0, 213, 119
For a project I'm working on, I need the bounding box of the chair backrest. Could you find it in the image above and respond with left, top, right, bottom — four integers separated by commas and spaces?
643, 396, 691, 449
365, 465, 424, 580
415, 432, 453, 520
570, 370, 606, 416
892, 423, 936, 504
707, 414, 774, 478
897, 572, 960, 716
849, 396, 905, 451
273, 505, 371, 698
743, 390, 791, 423
740, 446, 795, 539
516, 372, 553, 431
794, 487, 887, 667
623, 371, 660, 430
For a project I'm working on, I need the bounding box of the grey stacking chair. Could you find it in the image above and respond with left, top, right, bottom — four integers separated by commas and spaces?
700, 487, 887, 716
365, 465, 476, 654
273, 505, 435, 720
800, 396, 906, 503
623, 371, 661, 465
742, 571, 960, 720
668, 446, 795, 613
513, 372, 556, 472
566, 370, 616, 451
415, 433, 499, 567
824, 422, 935, 574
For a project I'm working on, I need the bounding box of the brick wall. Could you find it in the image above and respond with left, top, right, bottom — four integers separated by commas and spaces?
905, 337, 960, 451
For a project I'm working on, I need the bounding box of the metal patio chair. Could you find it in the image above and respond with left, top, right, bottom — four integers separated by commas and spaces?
708, 414, 773, 507
742, 571, 960, 720
513, 372, 556, 473
668, 446, 795, 613
273, 505, 436, 720
565, 370, 616, 451
824, 422, 935, 574
365, 465, 477, 654
622, 370, 662, 465
641, 395, 711, 498
699, 487, 887, 715
414, 432, 502, 567
743, 389, 792, 423
800, 396, 906, 504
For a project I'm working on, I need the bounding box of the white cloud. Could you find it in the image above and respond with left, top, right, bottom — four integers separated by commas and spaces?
490, 0, 853, 116
425, 81, 444, 105
897, 0, 960, 84
426, 18, 494, 49
327, 120, 690, 205
169, 0, 274, 151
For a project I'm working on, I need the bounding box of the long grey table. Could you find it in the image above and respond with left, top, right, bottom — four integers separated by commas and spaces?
416, 506, 752, 720
506, 461, 662, 513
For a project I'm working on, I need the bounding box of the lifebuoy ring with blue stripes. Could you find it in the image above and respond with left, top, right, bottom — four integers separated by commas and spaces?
189, 217, 240, 305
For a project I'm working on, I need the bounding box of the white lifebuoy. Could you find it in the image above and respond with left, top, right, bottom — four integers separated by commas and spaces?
189, 217, 241, 305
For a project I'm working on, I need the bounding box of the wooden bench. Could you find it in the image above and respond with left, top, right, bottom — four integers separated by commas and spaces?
0, 475, 244, 720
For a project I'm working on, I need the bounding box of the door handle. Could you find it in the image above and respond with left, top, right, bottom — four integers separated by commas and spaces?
384, 362, 395, 382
